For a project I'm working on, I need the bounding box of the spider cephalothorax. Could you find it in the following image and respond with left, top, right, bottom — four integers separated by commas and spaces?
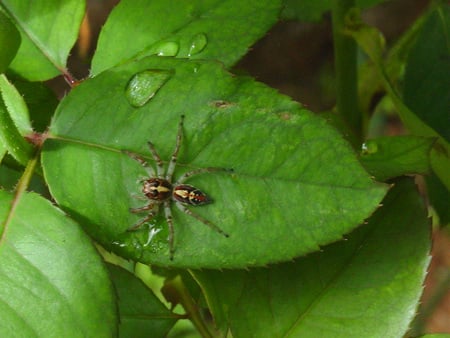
125, 115, 230, 260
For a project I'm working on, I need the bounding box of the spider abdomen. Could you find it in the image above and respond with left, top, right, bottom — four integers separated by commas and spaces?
173, 184, 212, 206
143, 178, 172, 200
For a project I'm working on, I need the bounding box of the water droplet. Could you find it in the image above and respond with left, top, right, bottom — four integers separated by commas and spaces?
144, 227, 161, 246
361, 140, 378, 155
111, 240, 127, 248
125, 69, 172, 107
154, 41, 179, 56
188, 33, 208, 56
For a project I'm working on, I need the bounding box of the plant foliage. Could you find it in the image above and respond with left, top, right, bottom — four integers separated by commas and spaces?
1, 0, 448, 337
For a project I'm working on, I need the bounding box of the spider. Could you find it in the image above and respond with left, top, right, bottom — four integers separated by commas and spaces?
124, 115, 230, 260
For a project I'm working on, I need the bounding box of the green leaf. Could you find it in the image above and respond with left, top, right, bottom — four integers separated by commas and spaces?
360, 135, 435, 181
426, 173, 450, 226
107, 264, 177, 337
403, 5, 450, 143
345, 9, 440, 139
194, 178, 431, 337
91, 0, 281, 75
0, 190, 117, 336
0, 96, 32, 165
402, 5, 450, 195
0, 10, 20, 73
0, 74, 32, 134
42, 56, 387, 268
1, 0, 86, 80
345, 7, 450, 191
7, 76, 58, 132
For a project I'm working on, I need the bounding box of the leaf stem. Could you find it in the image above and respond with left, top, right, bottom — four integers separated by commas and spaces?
167, 275, 213, 338
0, 149, 39, 244
332, 0, 361, 147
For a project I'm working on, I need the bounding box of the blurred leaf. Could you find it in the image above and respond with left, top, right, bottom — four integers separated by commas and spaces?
1, 0, 86, 80
402, 4, 450, 200
91, 0, 281, 75
346, 7, 450, 191
281, 0, 331, 21
403, 5, 450, 143
360, 135, 435, 181
108, 264, 177, 337
194, 178, 431, 337
42, 56, 387, 268
345, 9, 440, 138
426, 173, 450, 226
0, 190, 117, 336
281, 0, 390, 21
0, 10, 20, 73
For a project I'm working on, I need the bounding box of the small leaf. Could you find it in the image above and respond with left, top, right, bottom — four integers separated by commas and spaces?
42, 57, 387, 268
8, 76, 58, 132
0, 10, 21, 73
194, 178, 431, 337
0, 97, 32, 165
0, 74, 32, 134
108, 264, 177, 337
91, 0, 281, 75
0, 190, 117, 336
360, 135, 435, 181
1, 0, 86, 80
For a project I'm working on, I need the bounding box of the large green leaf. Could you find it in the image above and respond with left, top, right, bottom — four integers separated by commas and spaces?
42, 56, 387, 268
1, 0, 85, 80
91, 0, 281, 75
0, 190, 117, 336
194, 178, 431, 337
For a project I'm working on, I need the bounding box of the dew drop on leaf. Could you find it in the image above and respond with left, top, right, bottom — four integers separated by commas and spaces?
188, 33, 208, 56
154, 41, 179, 56
361, 140, 379, 155
125, 69, 172, 107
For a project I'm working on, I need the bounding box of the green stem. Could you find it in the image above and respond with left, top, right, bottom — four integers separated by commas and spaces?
168, 275, 213, 338
332, 0, 361, 147
0, 150, 39, 244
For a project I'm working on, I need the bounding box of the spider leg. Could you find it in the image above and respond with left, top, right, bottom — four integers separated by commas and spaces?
163, 200, 175, 260
175, 202, 229, 237
124, 150, 156, 177
166, 115, 184, 181
147, 141, 165, 177
127, 209, 158, 231
177, 167, 233, 184
130, 202, 157, 213
131, 193, 147, 200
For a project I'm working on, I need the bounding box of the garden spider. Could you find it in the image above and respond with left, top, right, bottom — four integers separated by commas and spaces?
125, 115, 230, 260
